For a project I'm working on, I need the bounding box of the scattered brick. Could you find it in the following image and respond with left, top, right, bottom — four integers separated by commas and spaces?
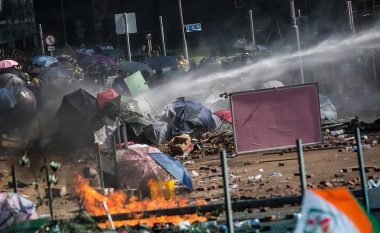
47, 185, 67, 198
334, 173, 345, 178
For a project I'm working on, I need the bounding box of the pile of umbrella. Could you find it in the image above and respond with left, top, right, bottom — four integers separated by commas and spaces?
0, 59, 37, 131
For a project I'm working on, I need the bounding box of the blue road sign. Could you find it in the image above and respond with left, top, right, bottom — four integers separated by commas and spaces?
185, 23, 202, 32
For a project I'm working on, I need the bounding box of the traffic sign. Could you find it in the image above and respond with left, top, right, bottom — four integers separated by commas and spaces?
45, 35, 55, 45
47, 46, 55, 51
185, 23, 202, 32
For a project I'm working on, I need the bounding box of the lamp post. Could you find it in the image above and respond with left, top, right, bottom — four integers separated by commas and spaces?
249, 10, 256, 48
159, 16, 167, 56
290, 0, 305, 84
60, 0, 67, 45
178, 0, 189, 61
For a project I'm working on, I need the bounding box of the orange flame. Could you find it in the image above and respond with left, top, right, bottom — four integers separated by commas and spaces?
74, 176, 207, 228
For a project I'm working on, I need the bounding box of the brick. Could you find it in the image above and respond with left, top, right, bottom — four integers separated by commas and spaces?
199, 166, 209, 171
196, 187, 205, 191
278, 162, 286, 166
347, 180, 356, 186
47, 185, 67, 198
210, 168, 218, 173
334, 173, 345, 178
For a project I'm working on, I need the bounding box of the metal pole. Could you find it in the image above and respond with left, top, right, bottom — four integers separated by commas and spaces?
102, 201, 115, 230
38, 24, 45, 55
146, 34, 152, 58
96, 143, 105, 189
159, 16, 167, 56
371, 50, 378, 84
178, 0, 189, 61
296, 139, 307, 195
298, 9, 302, 17
60, 0, 67, 45
249, 10, 256, 48
373, 0, 377, 19
44, 158, 54, 220
116, 119, 121, 146
354, 127, 370, 213
221, 149, 234, 233
290, 0, 305, 84
124, 12, 132, 61
11, 165, 17, 193
113, 136, 120, 189
122, 121, 128, 149
347, 1, 355, 34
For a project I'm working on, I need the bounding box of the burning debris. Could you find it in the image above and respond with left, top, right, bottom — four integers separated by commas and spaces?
74, 176, 207, 229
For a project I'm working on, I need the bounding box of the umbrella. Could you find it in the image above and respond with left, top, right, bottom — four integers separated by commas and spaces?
119, 95, 143, 120
96, 88, 119, 109
116, 144, 170, 195
56, 89, 104, 141
0, 73, 25, 88
143, 122, 168, 145
123, 71, 150, 97
80, 54, 116, 66
0, 60, 18, 69
213, 110, 232, 124
147, 56, 177, 69
118, 61, 153, 76
150, 152, 192, 190
12, 87, 37, 113
163, 98, 216, 137
0, 192, 39, 230
119, 116, 149, 142
31, 55, 58, 68
0, 88, 17, 110
261, 80, 285, 89
39, 62, 76, 80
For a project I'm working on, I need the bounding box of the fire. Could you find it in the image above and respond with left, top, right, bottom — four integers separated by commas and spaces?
74, 176, 207, 229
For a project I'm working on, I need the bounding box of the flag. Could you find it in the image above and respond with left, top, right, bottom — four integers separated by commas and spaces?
294, 188, 380, 233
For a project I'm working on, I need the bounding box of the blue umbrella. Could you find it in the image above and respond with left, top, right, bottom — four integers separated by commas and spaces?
149, 152, 192, 190
164, 98, 216, 137
31, 55, 58, 68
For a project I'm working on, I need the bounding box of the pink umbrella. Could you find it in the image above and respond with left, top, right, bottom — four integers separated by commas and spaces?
213, 110, 232, 123
0, 60, 18, 69
116, 144, 170, 196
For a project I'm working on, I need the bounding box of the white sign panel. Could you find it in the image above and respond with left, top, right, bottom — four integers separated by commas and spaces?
115, 13, 137, 35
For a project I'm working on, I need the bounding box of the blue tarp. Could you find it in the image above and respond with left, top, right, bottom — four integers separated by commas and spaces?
0, 88, 17, 110
149, 152, 193, 190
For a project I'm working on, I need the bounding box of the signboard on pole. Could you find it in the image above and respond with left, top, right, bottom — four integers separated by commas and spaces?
231, 83, 321, 154
185, 23, 202, 32
47, 46, 55, 51
115, 13, 137, 34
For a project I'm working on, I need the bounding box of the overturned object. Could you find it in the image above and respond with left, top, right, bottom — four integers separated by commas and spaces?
168, 134, 192, 156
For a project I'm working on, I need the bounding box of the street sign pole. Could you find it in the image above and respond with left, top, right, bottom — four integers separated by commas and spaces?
124, 12, 132, 61
178, 0, 189, 61
290, 0, 305, 84
249, 10, 256, 48
39, 24, 45, 55
159, 16, 167, 56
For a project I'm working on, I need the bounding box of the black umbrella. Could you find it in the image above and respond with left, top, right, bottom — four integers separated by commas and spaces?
147, 56, 177, 69
0, 73, 25, 88
117, 116, 149, 142
56, 88, 104, 135
143, 122, 168, 145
